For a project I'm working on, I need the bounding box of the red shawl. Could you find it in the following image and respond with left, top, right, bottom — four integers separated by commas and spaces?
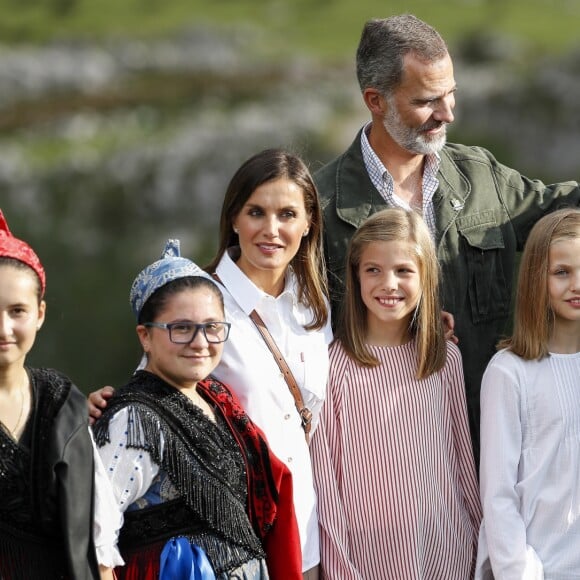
198, 377, 302, 579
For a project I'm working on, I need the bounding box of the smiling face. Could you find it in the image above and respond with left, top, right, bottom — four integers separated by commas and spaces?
382, 52, 456, 155
358, 240, 421, 345
232, 177, 311, 287
0, 263, 45, 371
548, 236, 580, 332
137, 286, 225, 389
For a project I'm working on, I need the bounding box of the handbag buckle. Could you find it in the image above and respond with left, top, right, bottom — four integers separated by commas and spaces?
299, 407, 313, 433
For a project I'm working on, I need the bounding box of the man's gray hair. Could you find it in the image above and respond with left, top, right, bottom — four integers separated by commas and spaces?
356, 14, 448, 96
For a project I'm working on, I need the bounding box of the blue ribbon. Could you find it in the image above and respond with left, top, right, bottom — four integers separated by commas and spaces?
159, 537, 216, 580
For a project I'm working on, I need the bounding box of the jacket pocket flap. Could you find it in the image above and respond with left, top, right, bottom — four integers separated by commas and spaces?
457, 211, 504, 250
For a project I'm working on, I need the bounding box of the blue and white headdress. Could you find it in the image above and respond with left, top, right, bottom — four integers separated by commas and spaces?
129, 239, 213, 319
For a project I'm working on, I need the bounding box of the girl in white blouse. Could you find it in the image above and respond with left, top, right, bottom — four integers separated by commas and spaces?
476, 208, 580, 579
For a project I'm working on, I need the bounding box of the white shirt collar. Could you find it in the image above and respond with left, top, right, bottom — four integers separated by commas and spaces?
215, 247, 298, 315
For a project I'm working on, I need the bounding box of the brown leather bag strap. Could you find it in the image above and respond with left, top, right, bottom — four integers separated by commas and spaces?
211, 272, 312, 442
249, 310, 312, 442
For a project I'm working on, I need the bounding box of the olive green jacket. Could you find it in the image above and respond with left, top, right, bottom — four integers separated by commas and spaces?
314, 130, 580, 453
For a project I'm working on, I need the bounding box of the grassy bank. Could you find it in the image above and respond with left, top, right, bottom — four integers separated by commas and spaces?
1, 0, 578, 58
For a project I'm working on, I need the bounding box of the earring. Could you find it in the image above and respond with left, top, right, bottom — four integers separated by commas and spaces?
233, 227, 239, 234
303, 229, 309, 237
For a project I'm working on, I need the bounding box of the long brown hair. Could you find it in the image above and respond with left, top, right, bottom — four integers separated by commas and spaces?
205, 148, 328, 330
499, 208, 580, 359
337, 208, 446, 379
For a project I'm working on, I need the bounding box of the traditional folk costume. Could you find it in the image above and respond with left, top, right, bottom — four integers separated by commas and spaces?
94, 239, 301, 579
311, 340, 482, 579
0, 210, 99, 580
0, 367, 100, 580
94, 370, 299, 580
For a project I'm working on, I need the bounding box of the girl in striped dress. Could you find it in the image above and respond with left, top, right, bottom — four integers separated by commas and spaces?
310, 208, 481, 579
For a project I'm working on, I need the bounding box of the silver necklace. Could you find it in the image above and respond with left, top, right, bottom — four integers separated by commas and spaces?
9, 374, 27, 437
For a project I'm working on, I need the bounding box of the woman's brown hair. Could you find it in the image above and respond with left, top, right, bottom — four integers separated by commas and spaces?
205, 148, 328, 330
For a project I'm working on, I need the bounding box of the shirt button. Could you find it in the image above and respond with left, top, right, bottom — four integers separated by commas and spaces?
287, 457, 293, 463
284, 414, 291, 420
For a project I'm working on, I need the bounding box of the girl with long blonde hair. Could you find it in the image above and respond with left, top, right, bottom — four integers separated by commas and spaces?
476, 208, 580, 578
311, 208, 481, 579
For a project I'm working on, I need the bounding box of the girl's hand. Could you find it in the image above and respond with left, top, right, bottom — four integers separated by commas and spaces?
441, 310, 458, 344
88, 386, 115, 425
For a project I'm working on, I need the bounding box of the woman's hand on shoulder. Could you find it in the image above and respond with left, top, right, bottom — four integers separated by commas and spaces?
88, 386, 116, 425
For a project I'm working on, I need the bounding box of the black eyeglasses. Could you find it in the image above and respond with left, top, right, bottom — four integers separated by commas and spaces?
143, 321, 231, 344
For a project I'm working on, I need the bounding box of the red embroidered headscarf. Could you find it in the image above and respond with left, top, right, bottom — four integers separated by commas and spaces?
0, 210, 46, 297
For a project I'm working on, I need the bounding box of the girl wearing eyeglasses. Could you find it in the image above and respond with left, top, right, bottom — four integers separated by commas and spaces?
93, 240, 301, 580
90, 149, 332, 580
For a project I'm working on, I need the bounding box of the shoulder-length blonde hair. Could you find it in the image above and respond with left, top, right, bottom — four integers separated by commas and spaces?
205, 148, 328, 330
336, 208, 446, 379
499, 207, 580, 359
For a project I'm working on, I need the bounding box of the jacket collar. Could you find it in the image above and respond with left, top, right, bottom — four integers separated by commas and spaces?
432, 146, 472, 245
334, 129, 383, 229
334, 127, 472, 244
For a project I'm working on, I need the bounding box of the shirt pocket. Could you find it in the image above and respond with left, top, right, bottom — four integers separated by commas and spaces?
457, 210, 510, 324
293, 336, 330, 406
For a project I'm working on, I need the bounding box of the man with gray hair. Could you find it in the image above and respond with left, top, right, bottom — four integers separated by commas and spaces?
314, 14, 580, 456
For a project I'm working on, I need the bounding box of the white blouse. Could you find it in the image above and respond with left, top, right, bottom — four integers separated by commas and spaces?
91, 426, 126, 568
213, 248, 332, 571
476, 349, 580, 579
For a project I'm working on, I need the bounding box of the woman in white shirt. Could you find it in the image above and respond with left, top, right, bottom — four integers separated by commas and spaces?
205, 149, 332, 580
90, 149, 332, 579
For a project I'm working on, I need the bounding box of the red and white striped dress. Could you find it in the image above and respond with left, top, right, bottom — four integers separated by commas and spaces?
311, 339, 481, 580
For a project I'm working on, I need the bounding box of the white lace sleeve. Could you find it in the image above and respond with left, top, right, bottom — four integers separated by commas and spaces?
92, 407, 163, 567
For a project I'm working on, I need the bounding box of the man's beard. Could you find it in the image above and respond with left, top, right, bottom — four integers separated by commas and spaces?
383, 102, 447, 156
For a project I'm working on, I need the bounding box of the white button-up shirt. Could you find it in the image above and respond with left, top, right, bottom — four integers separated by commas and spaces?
360, 122, 440, 239
213, 248, 332, 571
